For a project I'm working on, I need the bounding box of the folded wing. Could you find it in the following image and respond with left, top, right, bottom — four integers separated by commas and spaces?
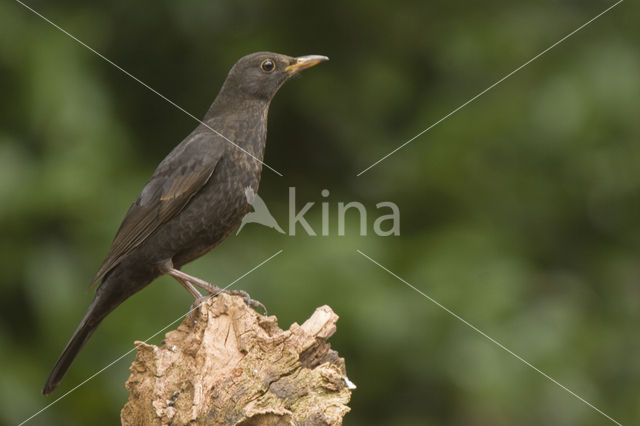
92, 132, 224, 284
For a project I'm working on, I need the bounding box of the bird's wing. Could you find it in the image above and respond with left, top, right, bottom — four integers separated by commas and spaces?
92, 132, 224, 284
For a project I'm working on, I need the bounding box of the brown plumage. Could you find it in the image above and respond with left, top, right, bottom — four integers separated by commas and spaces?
42, 52, 328, 395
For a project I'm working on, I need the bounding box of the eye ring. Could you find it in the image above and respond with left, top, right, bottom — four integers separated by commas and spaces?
260, 59, 276, 73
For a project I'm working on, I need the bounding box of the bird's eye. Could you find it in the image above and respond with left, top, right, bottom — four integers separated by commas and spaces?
260, 59, 276, 73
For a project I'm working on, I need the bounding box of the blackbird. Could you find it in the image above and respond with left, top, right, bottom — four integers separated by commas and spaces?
42, 52, 328, 394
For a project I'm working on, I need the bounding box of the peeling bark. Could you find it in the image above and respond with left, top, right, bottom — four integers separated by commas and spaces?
121, 293, 354, 425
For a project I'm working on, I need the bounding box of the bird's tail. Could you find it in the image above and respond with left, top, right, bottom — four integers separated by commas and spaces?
42, 314, 98, 394
42, 276, 128, 395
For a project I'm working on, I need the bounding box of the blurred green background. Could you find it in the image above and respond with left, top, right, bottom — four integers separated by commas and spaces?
1, 0, 639, 424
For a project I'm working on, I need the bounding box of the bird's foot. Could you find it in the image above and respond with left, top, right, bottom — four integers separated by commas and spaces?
224, 289, 267, 315
201, 286, 267, 315
165, 266, 267, 315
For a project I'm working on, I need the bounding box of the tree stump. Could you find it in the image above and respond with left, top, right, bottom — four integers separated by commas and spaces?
121, 293, 355, 425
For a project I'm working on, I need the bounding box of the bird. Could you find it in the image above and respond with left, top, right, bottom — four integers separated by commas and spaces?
42, 52, 328, 395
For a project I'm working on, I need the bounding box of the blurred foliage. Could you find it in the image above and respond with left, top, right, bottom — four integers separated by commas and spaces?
1, 0, 639, 425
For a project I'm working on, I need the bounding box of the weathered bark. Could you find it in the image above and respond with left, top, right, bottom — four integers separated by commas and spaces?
121, 293, 354, 425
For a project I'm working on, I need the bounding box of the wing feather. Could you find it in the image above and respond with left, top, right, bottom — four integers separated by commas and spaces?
91, 132, 224, 284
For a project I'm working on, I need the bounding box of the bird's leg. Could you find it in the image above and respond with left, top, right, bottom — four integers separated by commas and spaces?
167, 268, 225, 295
178, 278, 212, 320
159, 265, 209, 321
176, 276, 203, 300
173, 269, 268, 315
159, 260, 267, 314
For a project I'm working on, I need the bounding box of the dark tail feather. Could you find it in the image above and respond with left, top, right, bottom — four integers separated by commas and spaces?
42, 310, 100, 395
42, 277, 125, 395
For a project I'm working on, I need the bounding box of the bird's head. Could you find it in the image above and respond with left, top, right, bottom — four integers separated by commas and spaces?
221, 52, 329, 102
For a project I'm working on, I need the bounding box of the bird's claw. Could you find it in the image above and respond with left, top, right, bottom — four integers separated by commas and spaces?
225, 289, 267, 315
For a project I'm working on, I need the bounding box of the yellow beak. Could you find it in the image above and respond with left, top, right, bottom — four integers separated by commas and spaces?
285, 55, 329, 73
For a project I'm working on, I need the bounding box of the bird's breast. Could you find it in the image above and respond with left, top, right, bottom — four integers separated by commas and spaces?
166, 148, 264, 264
142, 112, 269, 266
